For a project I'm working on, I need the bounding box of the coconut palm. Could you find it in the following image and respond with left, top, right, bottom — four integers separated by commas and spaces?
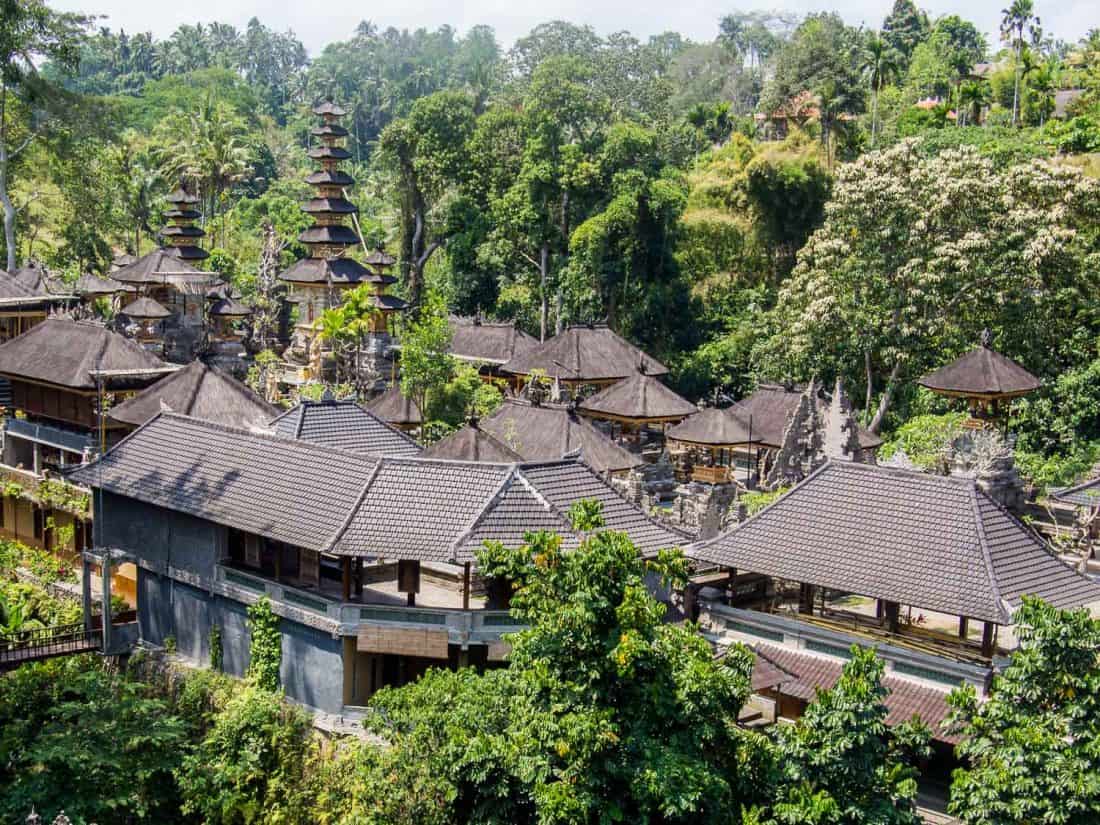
1001, 0, 1038, 126
957, 80, 990, 126
861, 34, 901, 147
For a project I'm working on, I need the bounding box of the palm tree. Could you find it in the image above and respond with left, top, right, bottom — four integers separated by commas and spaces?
1001, 0, 1038, 126
957, 80, 990, 126
817, 79, 853, 170
861, 34, 901, 147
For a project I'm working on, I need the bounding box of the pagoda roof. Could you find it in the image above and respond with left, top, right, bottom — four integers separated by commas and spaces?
301, 197, 358, 215
111, 250, 205, 285
449, 316, 538, 365
365, 383, 422, 426
299, 225, 360, 246
270, 398, 422, 458
165, 186, 200, 205
364, 248, 396, 266
423, 422, 524, 462
500, 323, 667, 382
278, 257, 394, 286
163, 209, 202, 220
666, 406, 758, 448
68, 413, 688, 563
209, 296, 252, 317
579, 371, 697, 422
478, 399, 643, 473
108, 360, 277, 429
111, 253, 137, 269
121, 296, 172, 319
311, 124, 349, 138
918, 344, 1040, 399
312, 100, 348, 117
306, 170, 355, 187
366, 294, 408, 312
160, 225, 205, 238
0, 318, 169, 390
691, 461, 1100, 625
308, 145, 352, 162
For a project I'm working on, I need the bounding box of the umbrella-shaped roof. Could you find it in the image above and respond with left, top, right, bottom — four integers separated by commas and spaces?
121, 296, 172, 320
666, 406, 759, 448
579, 371, 697, 423
365, 383, 423, 427
423, 421, 524, 463
918, 336, 1040, 399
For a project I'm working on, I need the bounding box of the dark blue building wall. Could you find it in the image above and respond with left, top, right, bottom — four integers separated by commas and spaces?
98, 491, 224, 579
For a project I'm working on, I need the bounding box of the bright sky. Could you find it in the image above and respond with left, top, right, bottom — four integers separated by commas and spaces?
50, 0, 1096, 56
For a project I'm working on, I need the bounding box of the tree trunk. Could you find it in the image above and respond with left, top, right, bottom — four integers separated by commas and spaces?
870, 86, 878, 148
868, 359, 902, 434
864, 349, 873, 417
538, 242, 549, 342
0, 83, 17, 272
1012, 37, 1021, 127
557, 192, 570, 336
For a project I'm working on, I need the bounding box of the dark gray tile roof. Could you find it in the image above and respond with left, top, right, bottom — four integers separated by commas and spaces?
691, 461, 1100, 624
70, 414, 687, 565
579, 372, 697, 422
109, 361, 279, 429
0, 318, 169, 390
918, 345, 1040, 398
480, 400, 643, 473
500, 323, 667, 381
449, 317, 538, 365
68, 413, 378, 552
270, 399, 422, 458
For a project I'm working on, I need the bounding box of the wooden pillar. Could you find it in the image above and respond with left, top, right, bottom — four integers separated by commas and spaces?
273, 548, 282, 582
342, 557, 351, 602
726, 567, 737, 601
398, 560, 420, 607
354, 558, 363, 597
875, 599, 885, 620
958, 616, 969, 640
462, 562, 471, 611
100, 553, 112, 653
884, 601, 900, 633
981, 622, 995, 658
82, 553, 93, 632
798, 583, 815, 615
683, 583, 697, 622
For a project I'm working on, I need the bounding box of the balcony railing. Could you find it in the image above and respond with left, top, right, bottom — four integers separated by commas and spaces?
213, 564, 525, 643
4, 416, 95, 455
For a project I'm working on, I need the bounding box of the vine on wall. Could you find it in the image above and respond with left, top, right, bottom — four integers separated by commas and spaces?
246, 597, 281, 691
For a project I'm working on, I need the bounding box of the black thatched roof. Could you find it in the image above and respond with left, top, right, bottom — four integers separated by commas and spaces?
500, 324, 667, 382
121, 296, 172, 319
313, 100, 348, 117
734, 383, 882, 450
666, 406, 758, 447
478, 399, 643, 473
74, 273, 133, 297
109, 360, 278, 429
450, 317, 538, 365
299, 225, 360, 246
364, 248, 396, 266
209, 296, 252, 317
423, 422, 524, 462
918, 345, 1040, 399
579, 372, 697, 422
365, 383, 423, 426
111, 249, 203, 285
278, 257, 395, 286
305, 170, 354, 187
0, 318, 169, 390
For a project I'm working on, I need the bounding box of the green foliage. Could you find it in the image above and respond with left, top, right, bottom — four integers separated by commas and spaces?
741, 486, 790, 516
759, 646, 930, 824
948, 598, 1100, 824
177, 683, 313, 824
35, 477, 91, 515
0, 656, 189, 824
246, 596, 281, 692
878, 412, 968, 469
425, 361, 504, 427
210, 622, 224, 671
398, 289, 456, 422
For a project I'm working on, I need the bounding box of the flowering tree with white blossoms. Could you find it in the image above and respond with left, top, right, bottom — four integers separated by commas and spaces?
754, 138, 1100, 431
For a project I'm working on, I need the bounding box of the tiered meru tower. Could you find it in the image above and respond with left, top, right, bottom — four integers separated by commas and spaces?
279, 99, 406, 377
161, 184, 210, 266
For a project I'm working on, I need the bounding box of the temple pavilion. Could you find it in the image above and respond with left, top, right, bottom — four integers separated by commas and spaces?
499, 323, 667, 396
578, 368, 697, 448
666, 406, 760, 485
0, 269, 76, 343
365, 383, 423, 433
279, 100, 406, 378
918, 331, 1040, 427
449, 316, 538, 380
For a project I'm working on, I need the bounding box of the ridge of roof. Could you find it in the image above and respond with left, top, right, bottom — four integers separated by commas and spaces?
324, 459, 384, 552
448, 466, 525, 557
967, 483, 1009, 624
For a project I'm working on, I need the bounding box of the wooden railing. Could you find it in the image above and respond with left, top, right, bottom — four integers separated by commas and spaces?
0, 621, 101, 668
692, 465, 731, 485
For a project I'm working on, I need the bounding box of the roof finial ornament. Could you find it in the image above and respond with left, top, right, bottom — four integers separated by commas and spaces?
320, 385, 335, 403
980, 328, 993, 349
638, 359, 647, 376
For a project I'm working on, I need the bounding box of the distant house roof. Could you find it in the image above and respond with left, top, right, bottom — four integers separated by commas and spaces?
9, 265, 63, 295
733, 383, 882, 450
1050, 476, 1100, 508
0, 269, 72, 305
69, 413, 687, 563
0, 318, 171, 391
423, 422, 524, 462
365, 383, 423, 427
270, 398, 422, 458
209, 296, 252, 317
579, 371, 697, 423
74, 273, 133, 297
449, 316, 538, 365
121, 296, 172, 319
751, 644, 959, 743
691, 461, 1100, 624
666, 406, 758, 448
1054, 88, 1086, 119
918, 343, 1040, 399
108, 361, 278, 429
500, 323, 667, 382
479, 400, 643, 473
